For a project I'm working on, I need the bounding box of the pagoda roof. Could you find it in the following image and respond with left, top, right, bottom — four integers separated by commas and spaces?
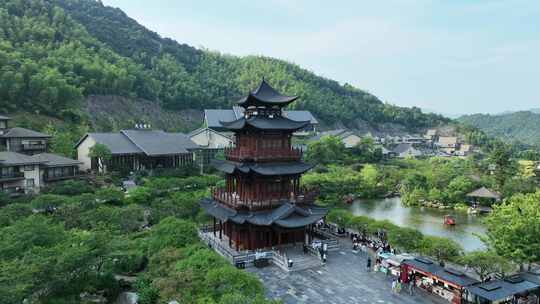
219, 115, 310, 131
466, 187, 501, 200
213, 160, 313, 176
200, 199, 327, 228
237, 79, 298, 108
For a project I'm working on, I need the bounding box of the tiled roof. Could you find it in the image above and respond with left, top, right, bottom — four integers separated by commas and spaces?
308, 129, 357, 142
237, 79, 298, 108
32, 153, 82, 167
84, 133, 141, 155
205, 108, 318, 131
121, 130, 198, 156
404, 257, 479, 287
0, 151, 44, 166
0, 127, 51, 138
466, 275, 539, 302
200, 199, 327, 228
466, 187, 501, 200
78, 130, 198, 156
220, 116, 310, 131
213, 160, 313, 176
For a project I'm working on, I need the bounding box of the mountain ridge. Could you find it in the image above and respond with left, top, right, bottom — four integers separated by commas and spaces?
457, 111, 540, 147
0, 0, 449, 133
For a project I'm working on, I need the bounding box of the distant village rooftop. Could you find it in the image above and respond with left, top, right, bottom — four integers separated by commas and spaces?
0, 127, 51, 138
32, 153, 83, 167
76, 129, 198, 156
0, 151, 44, 165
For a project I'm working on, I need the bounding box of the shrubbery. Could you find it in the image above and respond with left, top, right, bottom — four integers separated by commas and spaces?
0, 171, 278, 303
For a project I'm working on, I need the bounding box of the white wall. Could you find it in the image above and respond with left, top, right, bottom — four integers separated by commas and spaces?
77, 136, 96, 171
23, 164, 41, 194
190, 129, 232, 149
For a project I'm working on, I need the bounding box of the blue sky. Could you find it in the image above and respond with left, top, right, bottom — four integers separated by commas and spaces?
102, 0, 539, 115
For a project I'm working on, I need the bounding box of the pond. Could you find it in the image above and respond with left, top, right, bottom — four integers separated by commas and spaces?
349, 197, 486, 252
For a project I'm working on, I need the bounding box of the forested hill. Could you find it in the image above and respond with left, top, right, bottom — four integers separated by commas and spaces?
458, 111, 540, 147
0, 0, 449, 131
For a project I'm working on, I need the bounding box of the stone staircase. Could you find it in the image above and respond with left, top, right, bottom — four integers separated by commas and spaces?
272, 251, 323, 272
325, 239, 340, 252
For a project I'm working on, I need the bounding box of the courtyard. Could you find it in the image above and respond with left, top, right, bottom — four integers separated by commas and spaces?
248, 241, 448, 304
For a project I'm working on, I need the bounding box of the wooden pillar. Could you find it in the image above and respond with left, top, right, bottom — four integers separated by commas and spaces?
248, 225, 253, 250
267, 230, 271, 248
228, 223, 232, 248
219, 220, 223, 240
235, 225, 239, 252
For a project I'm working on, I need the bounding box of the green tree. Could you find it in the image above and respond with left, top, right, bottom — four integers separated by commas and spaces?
205, 266, 264, 301
326, 209, 352, 228
89, 143, 112, 173
488, 144, 515, 189
359, 164, 379, 198
446, 176, 475, 205
387, 227, 424, 252
96, 186, 125, 205
351, 137, 382, 163
0, 216, 109, 302
44, 180, 94, 196
305, 136, 347, 165
31, 194, 72, 212
146, 217, 198, 252
457, 250, 512, 281
126, 186, 153, 205
0, 191, 9, 207
483, 191, 540, 268
420, 236, 463, 263
0, 203, 32, 227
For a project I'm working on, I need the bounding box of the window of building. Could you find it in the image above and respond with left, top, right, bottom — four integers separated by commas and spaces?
26, 179, 35, 188
1, 167, 13, 176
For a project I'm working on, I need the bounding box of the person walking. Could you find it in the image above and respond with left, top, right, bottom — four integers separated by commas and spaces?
366, 257, 372, 272
408, 279, 414, 296
396, 278, 402, 294
391, 279, 397, 294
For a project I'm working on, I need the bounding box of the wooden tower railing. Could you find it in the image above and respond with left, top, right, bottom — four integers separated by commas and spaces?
211, 186, 318, 210
224, 147, 302, 162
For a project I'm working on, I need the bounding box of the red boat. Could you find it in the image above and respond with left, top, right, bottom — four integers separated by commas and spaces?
444, 215, 456, 225
343, 195, 354, 204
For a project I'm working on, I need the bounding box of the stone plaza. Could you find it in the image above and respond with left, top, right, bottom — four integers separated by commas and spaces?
248, 241, 448, 304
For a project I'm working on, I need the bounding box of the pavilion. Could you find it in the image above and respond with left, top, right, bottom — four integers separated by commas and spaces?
467, 187, 501, 206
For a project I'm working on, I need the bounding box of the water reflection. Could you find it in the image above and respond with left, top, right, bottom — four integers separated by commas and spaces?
349, 197, 486, 252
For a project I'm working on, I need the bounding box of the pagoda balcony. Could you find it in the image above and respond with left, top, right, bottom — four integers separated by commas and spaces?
224, 147, 302, 162
211, 187, 318, 211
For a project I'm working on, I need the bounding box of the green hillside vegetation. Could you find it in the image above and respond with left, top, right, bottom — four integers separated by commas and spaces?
0, 0, 448, 132
458, 111, 540, 147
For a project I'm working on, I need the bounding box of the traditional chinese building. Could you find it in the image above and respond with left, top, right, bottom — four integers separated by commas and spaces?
200, 80, 327, 251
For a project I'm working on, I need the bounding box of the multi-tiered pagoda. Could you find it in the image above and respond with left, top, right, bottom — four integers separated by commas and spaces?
200, 80, 327, 251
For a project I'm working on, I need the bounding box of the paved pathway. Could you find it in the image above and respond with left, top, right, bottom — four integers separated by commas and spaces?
248, 241, 448, 304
